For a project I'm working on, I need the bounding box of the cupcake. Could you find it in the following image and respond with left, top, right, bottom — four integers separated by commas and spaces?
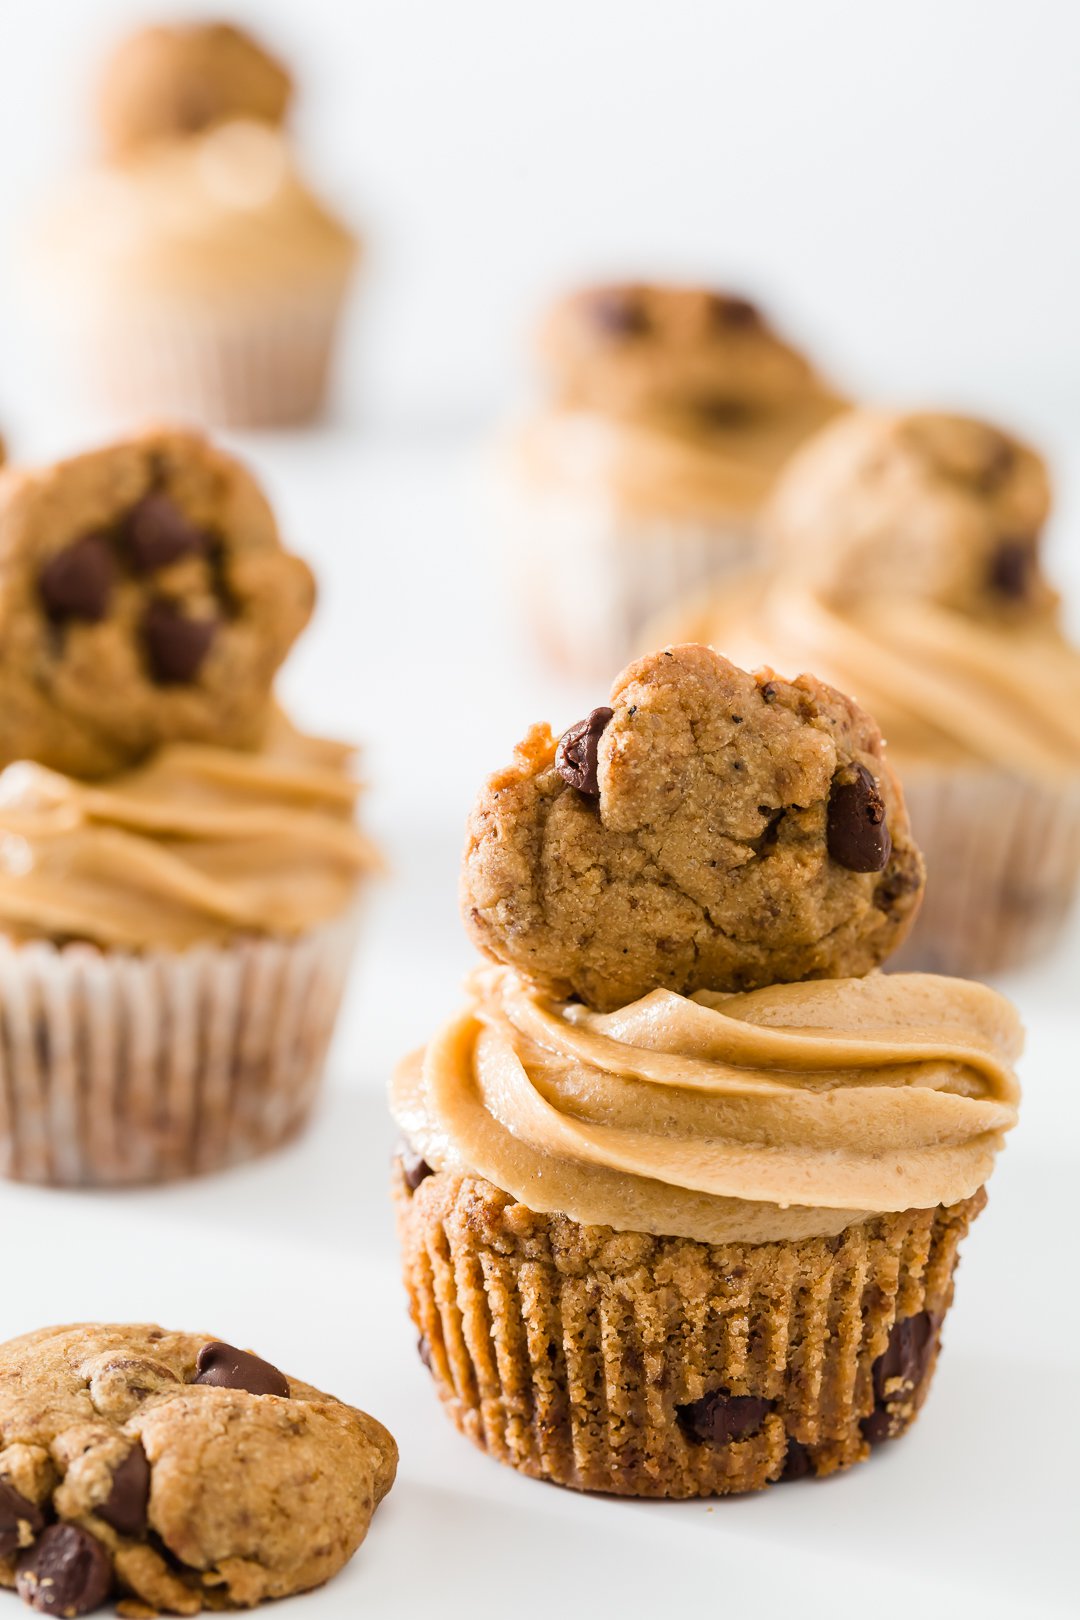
0, 427, 379, 1186
391, 645, 1020, 1496
661, 408, 1080, 975
29, 25, 357, 428
504, 283, 844, 678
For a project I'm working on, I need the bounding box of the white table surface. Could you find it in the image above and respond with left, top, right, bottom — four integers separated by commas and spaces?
2, 424, 1077, 1620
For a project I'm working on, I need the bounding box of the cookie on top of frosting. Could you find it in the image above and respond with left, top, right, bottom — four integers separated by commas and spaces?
0, 428, 315, 779
97, 22, 292, 157
766, 407, 1056, 621
537, 282, 833, 424
462, 643, 924, 1011
0, 1323, 396, 1615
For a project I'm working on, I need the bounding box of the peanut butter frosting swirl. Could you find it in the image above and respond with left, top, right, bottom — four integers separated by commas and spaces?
392, 964, 1021, 1244
0, 712, 379, 950
660, 578, 1080, 780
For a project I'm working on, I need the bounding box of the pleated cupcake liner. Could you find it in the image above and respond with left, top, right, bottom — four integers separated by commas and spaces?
890, 767, 1080, 976
507, 485, 758, 680
393, 1161, 984, 1498
0, 908, 359, 1188
65, 287, 352, 429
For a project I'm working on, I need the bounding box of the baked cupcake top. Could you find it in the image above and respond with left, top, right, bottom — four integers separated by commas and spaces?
518, 282, 844, 519
34, 122, 356, 306
0, 428, 314, 779
395, 644, 1021, 1244
0, 1323, 395, 1615
97, 22, 292, 156
462, 644, 924, 1011
767, 407, 1056, 622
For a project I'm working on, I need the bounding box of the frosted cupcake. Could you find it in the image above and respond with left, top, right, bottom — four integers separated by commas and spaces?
392, 646, 1020, 1495
505, 284, 844, 677
0, 427, 378, 1185
663, 409, 1080, 974
30, 24, 356, 428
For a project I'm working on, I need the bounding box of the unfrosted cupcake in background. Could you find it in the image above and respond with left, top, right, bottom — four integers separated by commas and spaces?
28, 21, 358, 428
392, 645, 1021, 1496
661, 408, 1080, 974
0, 427, 379, 1186
504, 282, 844, 678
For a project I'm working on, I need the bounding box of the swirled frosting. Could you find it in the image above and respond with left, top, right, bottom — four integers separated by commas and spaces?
0, 712, 379, 949
659, 577, 1080, 780
392, 964, 1021, 1243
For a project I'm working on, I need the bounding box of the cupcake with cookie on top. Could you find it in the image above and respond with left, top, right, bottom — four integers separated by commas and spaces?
505, 282, 844, 678
392, 643, 1020, 1497
0, 426, 379, 1187
663, 408, 1080, 974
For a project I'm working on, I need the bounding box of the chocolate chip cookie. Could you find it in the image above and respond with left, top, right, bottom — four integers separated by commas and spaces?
538, 282, 830, 424
0, 1324, 397, 1615
0, 429, 315, 778
767, 407, 1056, 620
462, 644, 923, 1010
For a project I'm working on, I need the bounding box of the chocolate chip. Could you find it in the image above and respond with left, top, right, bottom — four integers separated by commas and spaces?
988, 537, 1035, 600
125, 495, 210, 574
709, 293, 761, 330
142, 600, 217, 684
398, 1140, 434, 1192
0, 1480, 45, 1559
862, 1310, 938, 1444
16, 1525, 112, 1617
779, 1437, 813, 1481
39, 535, 114, 624
193, 1342, 290, 1398
95, 1443, 149, 1538
677, 1389, 773, 1446
827, 763, 892, 873
587, 288, 650, 337
417, 1335, 433, 1371
555, 707, 614, 798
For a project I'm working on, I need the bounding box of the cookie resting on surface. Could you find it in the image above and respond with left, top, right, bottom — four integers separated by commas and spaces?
0, 428, 314, 779
0, 1324, 396, 1615
462, 644, 924, 1010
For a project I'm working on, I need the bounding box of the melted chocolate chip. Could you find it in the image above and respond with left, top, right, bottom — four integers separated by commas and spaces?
827, 763, 892, 873
779, 1437, 813, 1481
126, 494, 210, 574
0, 1480, 45, 1559
95, 1443, 149, 1538
16, 1525, 112, 1617
587, 288, 650, 337
677, 1389, 773, 1446
39, 535, 114, 624
862, 1311, 938, 1444
398, 1141, 434, 1192
193, 1342, 290, 1399
988, 537, 1035, 600
555, 706, 614, 798
142, 600, 217, 684
709, 293, 761, 330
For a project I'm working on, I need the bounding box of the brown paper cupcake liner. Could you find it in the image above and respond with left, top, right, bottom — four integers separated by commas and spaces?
71, 289, 351, 429
890, 767, 1080, 976
0, 909, 359, 1188
393, 1161, 985, 1498
510, 487, 757, 679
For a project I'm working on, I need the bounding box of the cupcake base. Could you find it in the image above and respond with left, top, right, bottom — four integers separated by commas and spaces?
0, 910, 358, 1187
393, 1162, 984, 1497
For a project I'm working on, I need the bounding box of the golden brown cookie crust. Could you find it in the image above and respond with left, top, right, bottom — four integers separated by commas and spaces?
461, 644, 924, 1010
0, 428, 314, 778
97, 23, 292, 156
0, 1324, 396, 1613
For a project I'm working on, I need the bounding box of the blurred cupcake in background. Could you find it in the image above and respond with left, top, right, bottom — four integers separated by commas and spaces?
503, 282, 844, 679
0, 426, 379, 1186
659, 408, 1080, 975
27, 21, 359, 428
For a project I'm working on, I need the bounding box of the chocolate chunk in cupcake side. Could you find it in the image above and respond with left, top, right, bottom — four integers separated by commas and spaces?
0, 429, 315, 779
462, 643, 924, 1011
0, 1324, 396, 1615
